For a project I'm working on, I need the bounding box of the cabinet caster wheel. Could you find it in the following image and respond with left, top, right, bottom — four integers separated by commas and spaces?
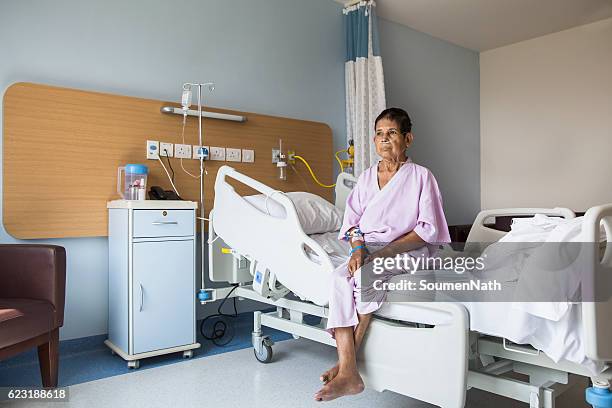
127, 360, 140, 369
254, 344, 273, 364
183, 350, 193, 359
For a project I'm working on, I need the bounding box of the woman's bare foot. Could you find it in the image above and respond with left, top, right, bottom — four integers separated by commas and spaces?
314, 371, 365, 401
320, 363, 339, 384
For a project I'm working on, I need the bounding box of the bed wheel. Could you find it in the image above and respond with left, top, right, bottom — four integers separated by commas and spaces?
254, 343, 273, 363
127, 360, 140, 369
183, 350, 193, 359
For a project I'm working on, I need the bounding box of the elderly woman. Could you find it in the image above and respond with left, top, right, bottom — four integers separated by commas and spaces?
314, 108, 451, 401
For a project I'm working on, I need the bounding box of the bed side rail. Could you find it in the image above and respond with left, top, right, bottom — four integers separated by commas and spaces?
582, 203, 612, 361
466, 207, 576, 244
334, 172, 357, 210
212, 166, 335, 306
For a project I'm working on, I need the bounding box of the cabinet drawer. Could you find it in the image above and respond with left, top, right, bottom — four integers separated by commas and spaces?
133, 209, 194, 238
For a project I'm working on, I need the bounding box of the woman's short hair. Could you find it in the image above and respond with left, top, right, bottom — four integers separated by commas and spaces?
375, 108, 412, 134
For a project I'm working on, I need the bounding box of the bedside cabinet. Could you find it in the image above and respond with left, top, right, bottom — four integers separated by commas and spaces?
105, 200, 200, 368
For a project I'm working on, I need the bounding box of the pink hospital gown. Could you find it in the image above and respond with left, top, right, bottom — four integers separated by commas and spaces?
326, 160, 451, 332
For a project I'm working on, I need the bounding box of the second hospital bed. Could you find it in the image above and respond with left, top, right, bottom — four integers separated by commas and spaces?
208, 165, 612, 408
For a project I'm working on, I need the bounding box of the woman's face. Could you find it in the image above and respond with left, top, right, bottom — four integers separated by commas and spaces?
374, 118, 413, 162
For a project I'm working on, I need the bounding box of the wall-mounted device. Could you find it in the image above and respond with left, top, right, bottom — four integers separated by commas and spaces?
146, 140, 160, 160
242, 149, 255, 163
174, 144, 192, 159
160, 142, 174, 157
274, 139, 287, 181
287, 140, 355, 188
193, 146, 209, 160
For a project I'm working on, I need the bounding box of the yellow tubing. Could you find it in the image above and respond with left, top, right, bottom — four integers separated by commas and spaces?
293, 155, 336, 188
334, 149, 346, 173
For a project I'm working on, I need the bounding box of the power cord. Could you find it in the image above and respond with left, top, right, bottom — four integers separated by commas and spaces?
156, 156, 182, 198
162, 149, 175, 182
199, 284, 240, 347
163, 154, 185, 199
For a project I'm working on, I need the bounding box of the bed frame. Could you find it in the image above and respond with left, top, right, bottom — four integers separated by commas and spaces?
208, 165, 612, 408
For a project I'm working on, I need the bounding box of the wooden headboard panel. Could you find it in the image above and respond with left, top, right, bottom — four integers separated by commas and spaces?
3, 82, 333, 239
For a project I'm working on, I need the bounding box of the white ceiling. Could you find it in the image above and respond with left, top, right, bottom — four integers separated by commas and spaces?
336, 0, 612, 51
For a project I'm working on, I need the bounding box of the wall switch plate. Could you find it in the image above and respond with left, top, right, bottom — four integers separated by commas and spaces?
175, 144, 192, 159
193, 145, 209, 160
226, 148, 241, 162
210, 146, 226, 161
146, 140, 159, 160
160, 142, 174, 157
242, 149, 254, 163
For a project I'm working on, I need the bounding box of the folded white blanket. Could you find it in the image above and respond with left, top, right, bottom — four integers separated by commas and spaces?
491, 214, 603, 321
468, 214, 607, 373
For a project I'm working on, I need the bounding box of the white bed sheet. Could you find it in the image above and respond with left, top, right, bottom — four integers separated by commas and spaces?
309, 231, 350, 266
307, 231, 606, 374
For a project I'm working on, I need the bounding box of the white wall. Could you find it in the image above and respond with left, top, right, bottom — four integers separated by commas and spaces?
480, 17, 612, 211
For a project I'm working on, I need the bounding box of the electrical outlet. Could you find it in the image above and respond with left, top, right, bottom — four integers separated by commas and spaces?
146, 140, 159, 160
192, 145, 209, 160
210, 146, 226, 161
160, 142, 174, 157
242, 149, 254, 163
226, 148, 241, 162
175, 144, 192, 159
272, 149, 280, 163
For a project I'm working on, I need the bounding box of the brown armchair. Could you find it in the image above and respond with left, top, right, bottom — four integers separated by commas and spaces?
0, 245, 66, 387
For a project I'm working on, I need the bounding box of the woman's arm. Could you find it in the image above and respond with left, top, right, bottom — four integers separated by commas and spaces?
347, 229, 367, 276
366, 169, 450, 262
365, 230, 425, 262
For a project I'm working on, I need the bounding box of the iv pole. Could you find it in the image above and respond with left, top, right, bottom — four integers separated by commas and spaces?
182, 82, 215, 304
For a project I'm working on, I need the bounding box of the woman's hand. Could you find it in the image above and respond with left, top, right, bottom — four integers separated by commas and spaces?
347, 249, 366, 276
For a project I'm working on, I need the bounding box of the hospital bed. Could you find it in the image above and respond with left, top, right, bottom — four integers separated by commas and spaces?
208, 165, 612, 408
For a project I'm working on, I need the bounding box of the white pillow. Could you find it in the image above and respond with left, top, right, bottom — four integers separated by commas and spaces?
244, 192, 342, 235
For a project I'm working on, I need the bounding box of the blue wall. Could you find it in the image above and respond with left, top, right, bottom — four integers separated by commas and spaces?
379, 19, 480, 225
0, 0, 346, 340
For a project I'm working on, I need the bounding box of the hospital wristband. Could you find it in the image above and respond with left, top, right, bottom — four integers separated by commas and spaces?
350, 235, 365, 243
344, 228, 364, 241
349, 245, 366, 255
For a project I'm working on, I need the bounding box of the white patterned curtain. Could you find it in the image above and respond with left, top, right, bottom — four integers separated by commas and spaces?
344, 0, 386, 176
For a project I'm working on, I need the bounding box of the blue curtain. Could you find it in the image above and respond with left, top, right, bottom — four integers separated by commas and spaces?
343, 1, 386, 176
